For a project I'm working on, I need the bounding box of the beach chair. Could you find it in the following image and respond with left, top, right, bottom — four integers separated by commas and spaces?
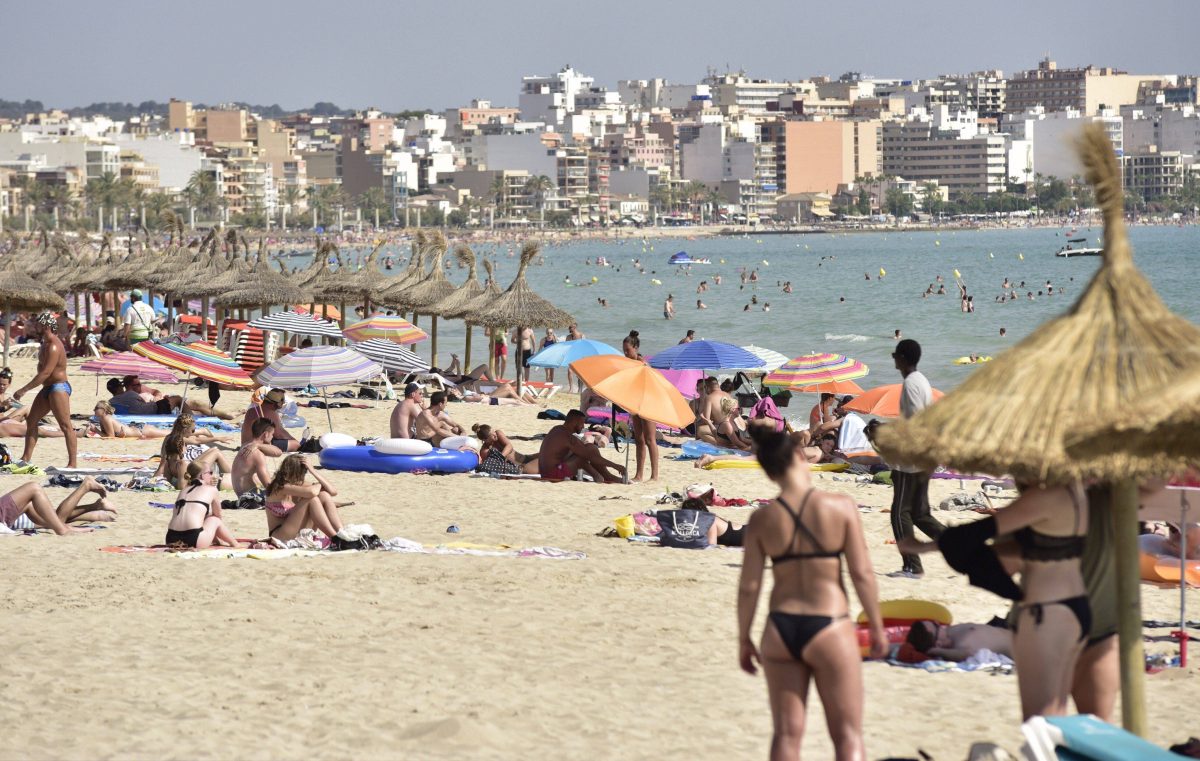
1021, 715, 1178, 760
11, 342, 40, 358
522, 381, 561, 399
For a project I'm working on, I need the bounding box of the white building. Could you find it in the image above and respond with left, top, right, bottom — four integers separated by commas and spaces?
520, 65, 604, 125
1124, 105, 1200, 156
0, 132, 120, 182
113, 132, 206, 191
1000, 106, 1124, 179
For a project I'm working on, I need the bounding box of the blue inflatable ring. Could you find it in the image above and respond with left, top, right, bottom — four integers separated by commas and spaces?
319, 445, 479, 474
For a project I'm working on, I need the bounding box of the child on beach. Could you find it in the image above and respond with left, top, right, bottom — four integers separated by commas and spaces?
164, 462, 239, 549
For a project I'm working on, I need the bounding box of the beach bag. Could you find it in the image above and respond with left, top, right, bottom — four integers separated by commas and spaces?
656, 509, 715, 550
750, 396, 785, 433
0, 443, 11, 466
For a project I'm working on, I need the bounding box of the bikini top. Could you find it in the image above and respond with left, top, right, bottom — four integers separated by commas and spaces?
771, 492, 842, 565
174, 482, 212, 519
1014, 484, 1085, 561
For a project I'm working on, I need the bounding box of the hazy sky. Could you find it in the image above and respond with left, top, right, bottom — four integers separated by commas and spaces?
6, 0, 1197, 111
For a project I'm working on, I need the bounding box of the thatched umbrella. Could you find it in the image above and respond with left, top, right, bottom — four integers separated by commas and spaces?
442, 259, 502, 373
387, 231, 456, 365
0, 267, 67, 365
427, 244, 486, 367
472, 241, 575, 391
875, 124, 1200, 735
376, 231, 433, 315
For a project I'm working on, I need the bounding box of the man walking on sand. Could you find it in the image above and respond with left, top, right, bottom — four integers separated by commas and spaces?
887, 339, 944, 579
13, 312, 78, 468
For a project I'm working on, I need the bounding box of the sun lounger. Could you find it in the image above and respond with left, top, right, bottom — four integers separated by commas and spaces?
522, 381, 561, 399
10, 342, 40, 358
1022, 715, 1179, 760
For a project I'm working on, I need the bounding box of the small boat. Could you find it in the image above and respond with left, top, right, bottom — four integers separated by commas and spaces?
1055, 238, 1103, 257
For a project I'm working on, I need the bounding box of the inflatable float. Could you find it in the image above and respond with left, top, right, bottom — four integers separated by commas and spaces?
703, 460, 850, 472
319, 438, 479, 474
855, 624, 914, 658
681, 440, 750, 459
1139, 550, 1200, 587
856, 599, 952, 628
106, 414, 305, 429
952, 356, 993, 365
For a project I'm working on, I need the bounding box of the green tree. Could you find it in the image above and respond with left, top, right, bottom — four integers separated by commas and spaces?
356, 186, 390, 224
884, 188, 913, 217
184, 170, 220, 220
855, 188, 871, 215
524, 174, 555, 224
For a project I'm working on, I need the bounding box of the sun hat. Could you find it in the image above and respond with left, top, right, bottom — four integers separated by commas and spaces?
685, 483, 716, 500
263, 388, 286, 406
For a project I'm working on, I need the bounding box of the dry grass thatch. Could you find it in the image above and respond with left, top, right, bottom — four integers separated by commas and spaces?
441, 258, 501, 321
390, 231, 456, 312
427, 244, 486, 318
0, 267, 67, 311
875, 124, 1200, 484
471, 242, 575, 330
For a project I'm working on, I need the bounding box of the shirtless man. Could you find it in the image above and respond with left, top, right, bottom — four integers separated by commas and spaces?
412, 392, 462, 446
565, 324, 585, 391
241, 388, 300, 451
513, 326, 535, 385
537, 409, 625, 483
390, 383, 424, 438
14, 313, 77, 467
231, 418, 284, 499
905, 620, 1013, 661
697, 378, 749, 450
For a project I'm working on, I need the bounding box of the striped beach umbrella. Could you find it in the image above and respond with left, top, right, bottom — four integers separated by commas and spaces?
350, 339, 430, 374
343, 314, 428, 345
738, 345, 790, 373
133, 340, 255, 388
763, 352, 869, 389
647, 340, 764, 371
81, 351, 180, 384
254, 346, 383, 431
254, 346, 382, 389
249, 309, 344, 339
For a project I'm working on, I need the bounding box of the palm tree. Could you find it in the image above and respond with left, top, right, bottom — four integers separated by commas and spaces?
185, 170, 220, 221
356, 186, 390, 227
489, 175, 508, 226
524, 175, 555, 226
144, 191, 174, 229
85, 171, 121, 217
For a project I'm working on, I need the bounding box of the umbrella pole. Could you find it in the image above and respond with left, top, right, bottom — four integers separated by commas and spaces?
430, 315, 438, 369
85, 293, 93, 336
323, 388, 333, 433
3, 302, 9, 367
166, 292, 173, 333
181, 371, 191, 405
1180, 491, 1191, 669
1113, 479, 1147, 736
464, 322, 472, 369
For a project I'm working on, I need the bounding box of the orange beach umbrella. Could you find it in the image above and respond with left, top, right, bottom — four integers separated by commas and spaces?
843, 383, 945, 418
570, 355, 695, 429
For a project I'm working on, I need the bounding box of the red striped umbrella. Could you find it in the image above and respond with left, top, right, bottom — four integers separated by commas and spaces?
764, 352, 869, 389
132, 340, 254, 388
80, 352, 180, 384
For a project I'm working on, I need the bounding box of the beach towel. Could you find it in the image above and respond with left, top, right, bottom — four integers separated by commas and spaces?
46, 466, 152, 478
100, 537, 586, 560
750, 396, 785, 433
886, 648, 1014, 674
380, 538, 586, 559
837, 413, 874, 457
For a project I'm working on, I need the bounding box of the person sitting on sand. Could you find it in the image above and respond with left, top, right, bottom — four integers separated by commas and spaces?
264, 455, 353, 543
87, 400, 168, 439
390, 383, 424, 439
0, 477, 115, 534
412, 392, 463, 446
905, 619, 1013, 661
241, 388, 301, 452
737, 424, 886, 760
164, 462, 240, 549
112, 375, 230, 420
681, 489, 745, 547
472, 423, 539, 475
154, 414, 234, 489
693, 421, 823, 469
537, 409, 625, 482
231, 418, 285, 502
696, 378, 750, 451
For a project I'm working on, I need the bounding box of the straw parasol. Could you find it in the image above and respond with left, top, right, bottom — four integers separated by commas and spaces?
875, 124, 1200, 736
376, 232, 433, 312
472, 241, 575, 391
1066, 363, 1200, 476
0, 267, 68, 365
386, 231, 456, 365
427, 244, 486, 367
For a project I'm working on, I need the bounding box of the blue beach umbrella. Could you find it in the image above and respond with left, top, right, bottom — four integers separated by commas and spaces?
647, 340, 765, 371
527, 338, 621, 368
121, 295, 167, 316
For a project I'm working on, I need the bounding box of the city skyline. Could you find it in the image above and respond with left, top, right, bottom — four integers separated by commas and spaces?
6, 0, 1197, 112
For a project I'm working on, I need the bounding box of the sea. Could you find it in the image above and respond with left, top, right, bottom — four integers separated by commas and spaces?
307, 224, 1200, 391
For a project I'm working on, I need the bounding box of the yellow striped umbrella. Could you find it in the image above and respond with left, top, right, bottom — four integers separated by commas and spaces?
343, 314, 428, 345
763, 352, 869, 389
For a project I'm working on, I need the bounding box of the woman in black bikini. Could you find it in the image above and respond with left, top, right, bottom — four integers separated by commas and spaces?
900, 482, 1090, 719
164, 462, 239, 549
737, 425, 885, 761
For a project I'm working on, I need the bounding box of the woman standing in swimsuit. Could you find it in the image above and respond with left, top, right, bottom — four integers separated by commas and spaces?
263, 455, 348, 542
164, 462, 239, 549
900, 483, 1090, 719
738, 425, 885, 761
622, 333, 659, 482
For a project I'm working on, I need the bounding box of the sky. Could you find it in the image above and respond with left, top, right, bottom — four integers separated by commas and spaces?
6, 0, 1198, 112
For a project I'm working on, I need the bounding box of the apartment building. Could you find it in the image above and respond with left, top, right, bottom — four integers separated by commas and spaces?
1124, 149, 1193, 199
118, 150, 160, 191
1002, 106, 1124, 179
1124, 105, 1200, 156
704, 73, 817, 113
882, 113, 1009, 198
1007, 58, 1160, 115
775, 119, 881, 195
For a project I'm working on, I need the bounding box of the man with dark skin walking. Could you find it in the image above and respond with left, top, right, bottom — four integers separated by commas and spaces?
13, 312, 78, 467
887, 338, 943, 578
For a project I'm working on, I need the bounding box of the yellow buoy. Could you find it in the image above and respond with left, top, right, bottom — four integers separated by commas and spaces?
720, 259, 726, 264
879, 267, 886, 277
935, 240, 940, 246
762, 260, 769, 266
591, 276, 598, 283
953, 269, 961, 279
1018, 253, 1024, 261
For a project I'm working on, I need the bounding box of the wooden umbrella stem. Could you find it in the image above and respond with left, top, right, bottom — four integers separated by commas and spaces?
1113, 478, 1147, 736
464, 323, 472, 369
430, 315, 438, 368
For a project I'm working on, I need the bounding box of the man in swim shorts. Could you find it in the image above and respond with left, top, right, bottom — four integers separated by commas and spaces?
13, 312, 77, 467
232, 418, 285, 504
241, 388, 302, 452
537, 410, 625, 482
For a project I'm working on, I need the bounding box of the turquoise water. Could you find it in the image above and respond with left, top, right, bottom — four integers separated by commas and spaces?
338, 225, 1200, 390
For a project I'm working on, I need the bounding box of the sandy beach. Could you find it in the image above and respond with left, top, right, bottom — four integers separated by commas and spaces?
1, 354, 1196, 760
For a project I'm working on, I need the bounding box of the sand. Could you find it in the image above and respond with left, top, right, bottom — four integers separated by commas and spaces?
1, 354, 1196, 760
